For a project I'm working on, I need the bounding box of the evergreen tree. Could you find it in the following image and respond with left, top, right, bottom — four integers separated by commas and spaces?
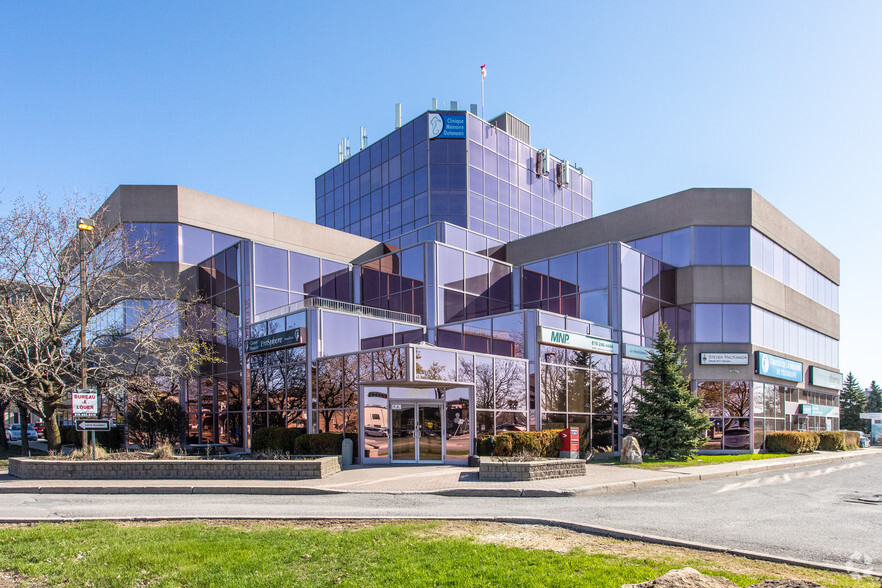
839, 372, 866, 431
630, 323, 711, 460
866, 381, 882, 414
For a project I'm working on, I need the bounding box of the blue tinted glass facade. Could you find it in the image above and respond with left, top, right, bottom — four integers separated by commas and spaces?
316, 112, 593, 241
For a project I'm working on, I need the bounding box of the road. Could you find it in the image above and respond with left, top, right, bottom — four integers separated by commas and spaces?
2, 458, 880, 572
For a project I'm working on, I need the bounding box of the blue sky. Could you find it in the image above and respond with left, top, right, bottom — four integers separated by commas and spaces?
1, 1, 880, 388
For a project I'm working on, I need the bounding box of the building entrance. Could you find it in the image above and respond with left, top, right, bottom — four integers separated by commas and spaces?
390, 402, 443, 463
361, 385, 472, 465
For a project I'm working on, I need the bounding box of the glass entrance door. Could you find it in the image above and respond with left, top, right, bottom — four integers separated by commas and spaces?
390, 402, 443, 463
391, 404, 416, 461
417, 404, 443, 462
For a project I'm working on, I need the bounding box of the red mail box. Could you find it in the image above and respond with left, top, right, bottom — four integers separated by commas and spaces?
560, 427, 580, 452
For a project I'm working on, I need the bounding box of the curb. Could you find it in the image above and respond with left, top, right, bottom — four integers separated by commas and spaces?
0, 449, 877, 497
0, 514, 876, 578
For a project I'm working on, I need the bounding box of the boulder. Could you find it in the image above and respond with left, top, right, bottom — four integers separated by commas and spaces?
621, 435, 643, 464
622, 567, 736, 588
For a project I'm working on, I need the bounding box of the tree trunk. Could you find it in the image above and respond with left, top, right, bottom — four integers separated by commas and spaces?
17, 403, 30, 456
0, 399, 9, 451
42, 400, 62, 451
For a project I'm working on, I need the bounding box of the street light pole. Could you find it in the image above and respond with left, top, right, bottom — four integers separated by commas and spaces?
77, 217, 94, 455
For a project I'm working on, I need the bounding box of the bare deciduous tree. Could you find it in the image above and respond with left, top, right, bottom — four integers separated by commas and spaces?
0, 193, 218, 453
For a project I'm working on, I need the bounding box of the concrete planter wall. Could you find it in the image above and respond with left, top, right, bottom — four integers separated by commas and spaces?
479, 458, 586, 481
8, 456, 342, 480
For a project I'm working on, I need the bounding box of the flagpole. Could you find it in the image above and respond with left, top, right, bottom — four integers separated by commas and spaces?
480, 64, 485, 120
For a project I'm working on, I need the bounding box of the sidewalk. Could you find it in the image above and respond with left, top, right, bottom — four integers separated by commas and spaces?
1, 448, 879, 497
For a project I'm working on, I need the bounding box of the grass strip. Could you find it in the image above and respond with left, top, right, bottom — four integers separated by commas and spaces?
0, 520, 874, 588
609, 453, 793, 469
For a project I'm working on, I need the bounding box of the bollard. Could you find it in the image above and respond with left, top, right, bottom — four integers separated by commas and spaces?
341, 438, 353, 467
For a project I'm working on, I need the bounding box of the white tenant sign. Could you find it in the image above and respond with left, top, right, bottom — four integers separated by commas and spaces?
72, 390, 98, 417
700, 352, 749, 366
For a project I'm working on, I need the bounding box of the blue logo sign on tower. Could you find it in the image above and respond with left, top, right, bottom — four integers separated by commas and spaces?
428, 113, 467, 139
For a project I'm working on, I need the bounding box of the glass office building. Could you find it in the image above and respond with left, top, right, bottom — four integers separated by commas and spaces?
100, 109, 841, 462
315, 111, 592, 242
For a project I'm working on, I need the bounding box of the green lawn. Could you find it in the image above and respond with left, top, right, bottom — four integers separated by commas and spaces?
610, 453, 792, 470
0, 521, 874, 588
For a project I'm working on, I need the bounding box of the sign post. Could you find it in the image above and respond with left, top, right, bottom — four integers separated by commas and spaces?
75, 419, 112, 432
72, 389, 100, 460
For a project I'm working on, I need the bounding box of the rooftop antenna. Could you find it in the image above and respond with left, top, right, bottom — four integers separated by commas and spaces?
360, 127, 367, 151
344, 137, 351, 160
432, 97, 438, 110
395, 103, 402, 129
337, 143, 343, 164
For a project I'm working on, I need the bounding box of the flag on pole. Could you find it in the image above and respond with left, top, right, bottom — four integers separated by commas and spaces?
481, 64, 486, 79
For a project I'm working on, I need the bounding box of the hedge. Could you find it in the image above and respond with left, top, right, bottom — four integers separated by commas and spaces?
843, 430, 861, 449
477, 429, 564, 457
251, 426, 307, 453
817, 431, 845, 451
766, 430, 863, 453
764, 431, 820, 454
250, 427, 355, 455
59, 425, 124, 450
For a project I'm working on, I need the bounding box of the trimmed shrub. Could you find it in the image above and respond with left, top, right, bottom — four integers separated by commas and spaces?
843, 430, 861, 449
251, 426, 307, 453
764, 431, 820, 454
476, 435, 493, 456
59, 425, 123, 450
251, 427, 284, 452
95, 427, 124, 451
60, 425, 83, 447
477, 430, 564, 458
292, 432, 345, 455
818, 431, 845, 451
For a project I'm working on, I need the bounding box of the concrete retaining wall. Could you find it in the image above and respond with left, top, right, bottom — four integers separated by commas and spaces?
479, 458, 586, 481
8, 456, 342, 480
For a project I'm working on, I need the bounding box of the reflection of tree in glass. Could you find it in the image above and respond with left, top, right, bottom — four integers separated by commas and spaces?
475, 358, 494, 410
568, 351, 613, 414
475, 357, 527, 427
282, 362, 307, 427
724, 381, 750, 419
495, 359, 526, 412
415, 348, 457, 381
373, 348, 405, 380
415, 360, 444, 381
540, 364, 567, 412
314, 356, 359, 432
697, 381, 723, 415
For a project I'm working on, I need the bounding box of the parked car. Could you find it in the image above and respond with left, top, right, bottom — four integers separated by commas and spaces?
722, 427, 751, 449
496, 424, 527, 432
6, 424, 38, 442
32, 423, 45, 437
